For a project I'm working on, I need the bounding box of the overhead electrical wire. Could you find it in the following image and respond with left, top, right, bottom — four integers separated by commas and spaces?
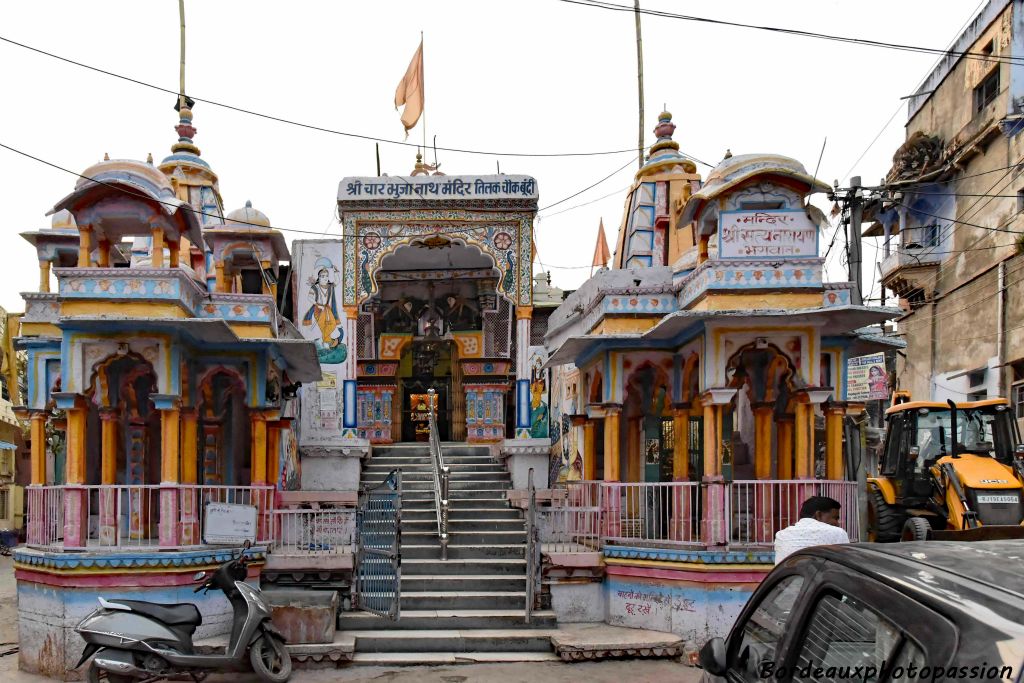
0, 140, 620, 240
559, 0, 1024, 66
0, 34, 701, 162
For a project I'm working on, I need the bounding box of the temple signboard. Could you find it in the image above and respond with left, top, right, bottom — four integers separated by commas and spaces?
339, 175, 538, 201
718, 210, 818, 259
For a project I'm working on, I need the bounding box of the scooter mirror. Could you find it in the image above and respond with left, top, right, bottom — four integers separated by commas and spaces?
193, 571, 206, 582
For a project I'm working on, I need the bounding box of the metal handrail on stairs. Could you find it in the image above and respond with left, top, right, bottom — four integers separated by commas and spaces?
426, 388, 450, 561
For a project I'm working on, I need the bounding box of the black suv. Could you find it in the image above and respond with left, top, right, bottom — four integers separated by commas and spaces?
700, 540, 1024, 682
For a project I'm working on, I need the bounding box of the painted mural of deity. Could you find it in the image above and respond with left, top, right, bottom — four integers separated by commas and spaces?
529, 351, 548, 439
303, 257, 347, 364
279, 427, 300, 490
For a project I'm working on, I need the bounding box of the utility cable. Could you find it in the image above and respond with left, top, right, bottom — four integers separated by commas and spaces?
0, 34, 690, 161
560, 0, 1024, 66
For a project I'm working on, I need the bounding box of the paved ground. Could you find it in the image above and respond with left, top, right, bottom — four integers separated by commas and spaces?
0, 553, 700, 682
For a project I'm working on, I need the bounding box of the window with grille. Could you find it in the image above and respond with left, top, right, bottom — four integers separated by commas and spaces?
0, 489, 8, 519
792, 593, 904, 683
483, 297, 513, 358
357, 312, 375, 360
974, 67, 1000, 112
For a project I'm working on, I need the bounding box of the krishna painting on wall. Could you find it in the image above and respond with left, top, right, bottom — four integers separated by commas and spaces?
303, 256, 347, 364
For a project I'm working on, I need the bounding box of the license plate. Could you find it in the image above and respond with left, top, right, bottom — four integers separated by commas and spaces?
977, 495, 1018, 504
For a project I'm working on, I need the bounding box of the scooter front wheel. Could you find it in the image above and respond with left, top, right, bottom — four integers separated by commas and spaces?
250, 634, 292, 683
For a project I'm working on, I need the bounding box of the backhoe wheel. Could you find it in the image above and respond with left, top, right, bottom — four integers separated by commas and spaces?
868, 488, 903, 542
901, 517, 931, 542
250, 634, 292, 683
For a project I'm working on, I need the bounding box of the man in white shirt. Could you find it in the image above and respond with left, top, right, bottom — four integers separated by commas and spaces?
774, 496, 850, 565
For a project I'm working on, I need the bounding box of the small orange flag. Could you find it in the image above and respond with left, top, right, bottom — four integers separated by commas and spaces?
592, 218, 611, 274
395, 39, 424, 138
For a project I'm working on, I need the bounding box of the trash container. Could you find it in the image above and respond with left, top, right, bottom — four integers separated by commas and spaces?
265, 589, 339, 645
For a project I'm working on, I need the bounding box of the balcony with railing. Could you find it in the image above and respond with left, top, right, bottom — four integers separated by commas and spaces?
537, 479, 859, 559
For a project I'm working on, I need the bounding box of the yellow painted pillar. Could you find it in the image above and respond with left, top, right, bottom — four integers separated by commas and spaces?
672, 407, 690, 481
160, 406, 180, 484
267, 420, 282, 489
583, 420, 597, 480
78, 226, 93, 267
180, 409, 198, 485
698, 235, 709, 264
777, 415, 794, 480
626, 417, 640, 483
603, 407, 621, 482
794, 401, 811, 479
65, 400, 87, 484
250, 411, 268, 485
151, 227, 165, 268
261, 261, 276, 298
38, 260, 51, 293
169, 240, 180, 269
30, 411, 46, 485
97, 239, 110, 268
825, 404, 845, 480
703, 403, 719, 477
98, 408, 119, 545
753, 404, 773, 480
215, 262, 227, 293
99, 409, 118, 485
179, 408, 199, 545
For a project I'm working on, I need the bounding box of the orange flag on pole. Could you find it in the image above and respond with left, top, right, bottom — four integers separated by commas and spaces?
395, 39, 424, 138
592, 218, 611, 275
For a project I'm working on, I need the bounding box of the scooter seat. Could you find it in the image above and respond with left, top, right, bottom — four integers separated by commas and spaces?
116, 600, 202, 627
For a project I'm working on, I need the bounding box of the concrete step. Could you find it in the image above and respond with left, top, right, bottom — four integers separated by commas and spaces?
403, 490, 507, 501
373, 445, 492, 457
364, 463, 507, 474
402, 558, 527, 576
402, 480, 510, 491
402, 591, 527, 611
338, 609, 557, 631
402, 497, 508, 509
369, 454, 495, 462
400, 574, 527, 592
350, 652, 561, 665
403, 530, 526, 545
347, 629, 553, 654
401, 544, 525, 560
373, 471, 511, 482
402, 519, 525, 532
402, 508, 521, 521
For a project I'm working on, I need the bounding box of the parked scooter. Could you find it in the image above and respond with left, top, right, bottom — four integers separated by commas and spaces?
75, 540, 291, 683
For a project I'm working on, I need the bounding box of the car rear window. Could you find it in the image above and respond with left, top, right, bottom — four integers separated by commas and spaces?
793, 592, 913, 683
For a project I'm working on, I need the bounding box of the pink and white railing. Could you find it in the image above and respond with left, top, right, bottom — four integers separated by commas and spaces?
540, 479, 859, 552
26, 484, 275, 551
270, 508, 356, 558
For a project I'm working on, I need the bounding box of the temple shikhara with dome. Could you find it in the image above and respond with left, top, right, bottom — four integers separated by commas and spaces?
11, 102, 898, 677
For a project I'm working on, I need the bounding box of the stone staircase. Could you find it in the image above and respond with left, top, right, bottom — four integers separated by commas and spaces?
339, 443, 559, 664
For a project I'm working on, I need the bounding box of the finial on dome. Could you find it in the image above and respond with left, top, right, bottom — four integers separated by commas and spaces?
647, 110, 680, 157
245, 199, 253, 208
171, 96, 201, 157
146, 152, 153, 164
724, 149, 733, 160
103, 153, 110, 161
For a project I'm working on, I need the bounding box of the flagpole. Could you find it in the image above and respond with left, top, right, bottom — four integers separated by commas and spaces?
421, 32, 427, 159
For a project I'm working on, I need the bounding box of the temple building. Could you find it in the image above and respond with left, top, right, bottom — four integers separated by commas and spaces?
291, 167, 549, 491
12, 104, 320, 677
540, 112, 902, 639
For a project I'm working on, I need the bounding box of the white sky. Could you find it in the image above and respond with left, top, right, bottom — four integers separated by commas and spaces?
0, 0, 986, 312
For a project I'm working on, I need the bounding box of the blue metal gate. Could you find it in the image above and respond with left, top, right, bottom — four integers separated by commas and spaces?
354, 469, 401, 620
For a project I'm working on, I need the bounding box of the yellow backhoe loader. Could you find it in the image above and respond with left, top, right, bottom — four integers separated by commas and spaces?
867, 393, 1024, 541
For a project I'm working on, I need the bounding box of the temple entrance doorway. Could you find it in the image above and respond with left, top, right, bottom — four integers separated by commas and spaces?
364, 238, 512, 444
400, 340, 453, 442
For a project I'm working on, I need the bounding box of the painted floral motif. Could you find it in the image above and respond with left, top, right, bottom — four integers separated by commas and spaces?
493, 231, 513, 250
362, 232, 381, 250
